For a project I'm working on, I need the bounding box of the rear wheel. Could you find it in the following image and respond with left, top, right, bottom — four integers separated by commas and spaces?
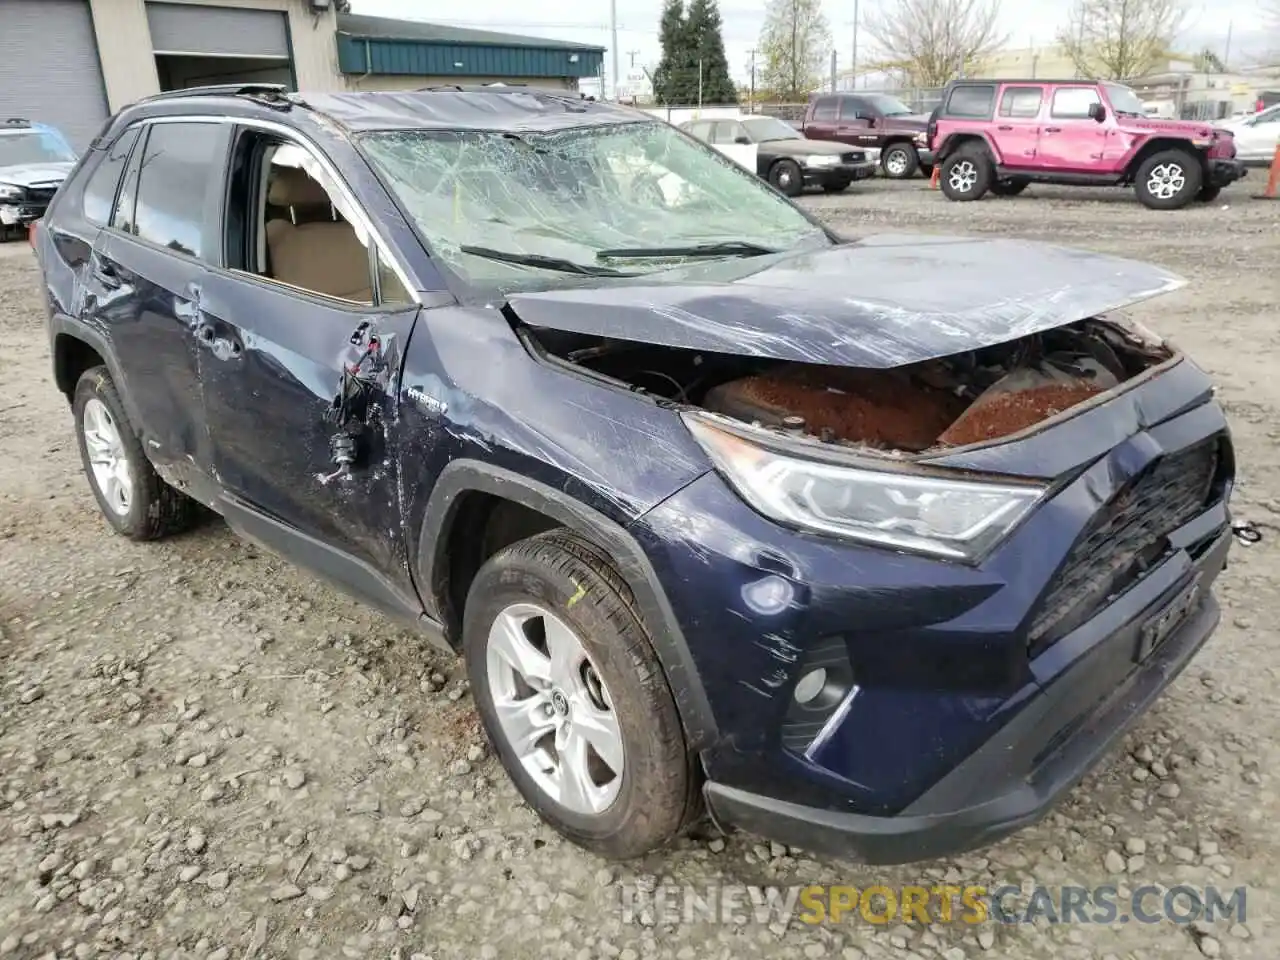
1196, 184, 1222, 203
990, 178, 1029, 197
1134, 149, 1202, 210
72, 367, 200, 540
882, 143, 919, 179
768, 159, 804, 196
939, 148, 992, 201
463, 530, 695, 860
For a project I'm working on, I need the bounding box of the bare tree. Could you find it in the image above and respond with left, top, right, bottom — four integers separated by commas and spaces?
1059, 0, 1187, 81
861, 0, 1005, 88
757, 0, 832, 100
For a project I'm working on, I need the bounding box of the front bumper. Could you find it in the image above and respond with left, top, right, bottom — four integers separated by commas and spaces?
1208, 158, 1247, 187
0, 201, 46, 227
706, 531, 1227, 864
917, 148, 936, 166
803, 160, 878, 186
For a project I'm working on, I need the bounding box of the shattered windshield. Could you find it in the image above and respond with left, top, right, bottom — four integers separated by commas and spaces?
1103, 83, 1145, 116
743, 117, 801, 141
0, 131, 76, 167
360, 121, 830, 294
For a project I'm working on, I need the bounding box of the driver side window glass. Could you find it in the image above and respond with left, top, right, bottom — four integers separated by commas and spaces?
83, 127, 140, 226
839, 98, 865, 120
709, 122, 733, 145
812, 98, 837, 121
1051, 87, 1101, 119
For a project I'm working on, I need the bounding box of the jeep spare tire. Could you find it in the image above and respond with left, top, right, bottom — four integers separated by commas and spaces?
940, 147, 992, 201
882, 143, 919, 179
1134, 149, 1202, 210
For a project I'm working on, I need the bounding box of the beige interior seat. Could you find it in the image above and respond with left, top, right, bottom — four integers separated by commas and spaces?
264, 166, 372, 303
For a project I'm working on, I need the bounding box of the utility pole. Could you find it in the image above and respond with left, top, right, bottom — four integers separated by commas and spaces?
748, 48, 757, 112
609, 0, 619, 100
850, 0, 859, 91
830, 50, 837, 92
1223, 21, 1233, 70
626, 49, 640, 68
698, 58, 704, 107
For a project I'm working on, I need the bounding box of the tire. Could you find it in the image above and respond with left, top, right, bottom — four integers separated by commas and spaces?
768, 159, 804, 196
1197, 184, 1222, 203
1134, 149, 1203, 210
882, 143, 919, 179
939, 147, 992, 201
990, 178, 1029, 197
463, 529, 695, 860
821, 181, 850, 194
72, 366, 199, 540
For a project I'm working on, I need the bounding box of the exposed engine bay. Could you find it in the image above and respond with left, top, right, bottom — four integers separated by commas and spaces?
529, 318, 1173, 452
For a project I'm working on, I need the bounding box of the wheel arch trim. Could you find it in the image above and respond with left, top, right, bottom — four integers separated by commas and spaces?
417, 459, 719, 750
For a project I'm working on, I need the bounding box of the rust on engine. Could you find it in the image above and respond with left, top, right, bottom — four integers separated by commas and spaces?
703, 366, 965, 451
937, 382, 1105, 447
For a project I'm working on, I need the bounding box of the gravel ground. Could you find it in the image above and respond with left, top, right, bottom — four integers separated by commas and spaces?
2, 179, 1279, 960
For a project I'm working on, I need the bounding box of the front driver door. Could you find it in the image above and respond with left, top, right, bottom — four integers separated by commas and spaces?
196, 128, 423, 615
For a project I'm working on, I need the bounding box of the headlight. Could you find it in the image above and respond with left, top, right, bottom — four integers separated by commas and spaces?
804, 154, 840, 167
913, 132, 928, 144
684, 414, 1046, 562
0, 183, 22, 201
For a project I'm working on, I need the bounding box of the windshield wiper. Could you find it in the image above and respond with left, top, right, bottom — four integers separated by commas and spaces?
596, 240, 780, 260
459, 245, 636, 277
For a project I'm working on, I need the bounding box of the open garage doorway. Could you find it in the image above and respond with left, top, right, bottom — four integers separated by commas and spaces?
147, 2, 295, 92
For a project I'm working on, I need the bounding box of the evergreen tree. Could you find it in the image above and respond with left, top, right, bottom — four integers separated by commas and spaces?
654, 0, 697, 104
685, 0, 738, 104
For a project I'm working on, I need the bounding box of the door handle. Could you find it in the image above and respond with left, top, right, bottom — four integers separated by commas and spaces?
998, 125, 1014, 131
1044, 126, 1062, 133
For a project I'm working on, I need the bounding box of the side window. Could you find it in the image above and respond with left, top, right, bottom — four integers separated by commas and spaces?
83, 127, 140, 225
838, 98, 866, 120
999, 87, 1044, 119
133, 122, 225, 259
375, 251, 412, 305
812, 98, 837, 121
711, 121, 746, 144
945, 85, 997, 118
1051, 87, 1101, 119
689, 121, 712, 140
111, 129, 145, 236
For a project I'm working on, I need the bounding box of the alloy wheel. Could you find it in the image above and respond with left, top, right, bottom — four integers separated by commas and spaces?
886, 149, 910, 176
82, 397, 133, 516
485, 602, 624, 815
1146, 162, 1186, 199
948, 160, 978, 193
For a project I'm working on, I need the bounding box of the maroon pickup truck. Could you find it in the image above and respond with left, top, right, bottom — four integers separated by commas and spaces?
802, 93, 936, 178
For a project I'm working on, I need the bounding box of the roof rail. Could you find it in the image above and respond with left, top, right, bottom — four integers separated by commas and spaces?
141, 83, 296, 105
3, 117, 32, 127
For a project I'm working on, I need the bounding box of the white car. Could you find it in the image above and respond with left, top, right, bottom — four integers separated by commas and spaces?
1222, 105, 1280, 165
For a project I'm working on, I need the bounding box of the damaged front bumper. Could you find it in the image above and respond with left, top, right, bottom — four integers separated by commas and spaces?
0, 202, 45, 228
632, 361, 1233, 864
1208, 159, 1247, 188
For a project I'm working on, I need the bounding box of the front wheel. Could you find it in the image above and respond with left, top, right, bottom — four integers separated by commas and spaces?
939, 149, 992, 201
73, 367, 200, 540
463, 530, 694, 860
1134, 150, 1203, 210
768, 159, 804, 196
1197, 184, 1222, 203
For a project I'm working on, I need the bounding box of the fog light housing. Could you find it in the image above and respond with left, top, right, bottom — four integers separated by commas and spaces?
780, 637, 856, 753
794, 667, 828, 704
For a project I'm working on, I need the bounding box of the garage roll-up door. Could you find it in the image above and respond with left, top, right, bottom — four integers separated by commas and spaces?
0, 0, 109, 151
147, 3, 290, 58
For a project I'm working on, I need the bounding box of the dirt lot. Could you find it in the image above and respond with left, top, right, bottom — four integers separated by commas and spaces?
2, 179, 1279, 960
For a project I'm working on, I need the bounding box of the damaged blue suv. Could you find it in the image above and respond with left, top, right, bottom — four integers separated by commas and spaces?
35, 84, 1234, 863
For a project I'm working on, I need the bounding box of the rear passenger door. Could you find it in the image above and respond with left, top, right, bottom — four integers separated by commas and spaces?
994, 85, 1045, 167
196, 126, 423, 609
708, 120, 757, 171
805, 97, 839, 140
90, 120, 230, 487
836, 96, 879, 146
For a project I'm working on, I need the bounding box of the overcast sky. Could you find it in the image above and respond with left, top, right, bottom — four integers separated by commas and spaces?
351, 0, 1268, 87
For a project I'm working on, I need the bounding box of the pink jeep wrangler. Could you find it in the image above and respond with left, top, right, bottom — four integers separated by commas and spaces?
928, 79, 1246, 209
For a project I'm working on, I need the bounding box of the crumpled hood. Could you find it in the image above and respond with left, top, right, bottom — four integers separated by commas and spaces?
507, 234, 1184, 368
0, 162, 74, 189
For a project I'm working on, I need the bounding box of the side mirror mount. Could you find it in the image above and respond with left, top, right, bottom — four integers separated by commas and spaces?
1088, 102, 1107, 123
734, 135, 751, 145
